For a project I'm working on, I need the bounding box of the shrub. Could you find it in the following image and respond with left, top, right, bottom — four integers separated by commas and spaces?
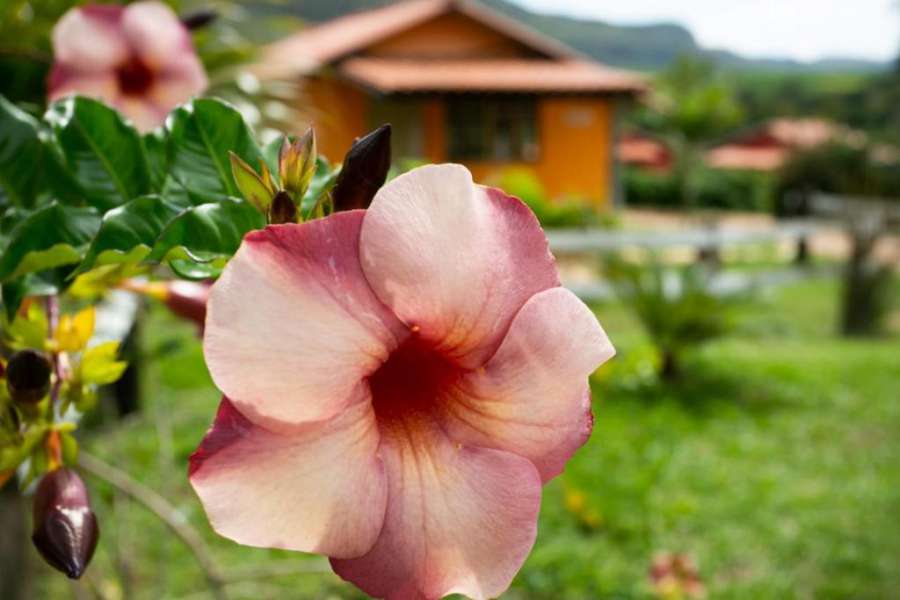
604, 254, 739, 380
494, 168, 601, 228
624, 166, 774, 212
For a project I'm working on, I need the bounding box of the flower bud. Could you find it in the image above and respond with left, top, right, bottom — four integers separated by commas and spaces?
279, 129, 317, 201
270, 190, 299, 225
32, 468, 99, 579
332, 124, 392, 211
181, 8, 218, 30
165, 281, 210, 327
6, 350, 52, 406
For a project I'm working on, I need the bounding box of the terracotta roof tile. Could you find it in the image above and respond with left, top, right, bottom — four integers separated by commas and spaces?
338, 57, 646, 93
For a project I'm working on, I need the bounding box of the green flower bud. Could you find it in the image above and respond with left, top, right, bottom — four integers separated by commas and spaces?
279, 129, 317, 201
270, 190, 299, 225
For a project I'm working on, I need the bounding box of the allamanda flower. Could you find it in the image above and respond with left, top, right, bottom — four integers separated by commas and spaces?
189, 164, 615, 599
48, 1, 207, 131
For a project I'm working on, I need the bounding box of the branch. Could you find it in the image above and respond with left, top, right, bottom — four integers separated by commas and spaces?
77, 452, 228, 600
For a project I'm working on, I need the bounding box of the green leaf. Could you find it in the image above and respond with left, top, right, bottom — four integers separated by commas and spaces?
0, 425, 47, 472
166, 99, 263, 202
149, 197, 265, 268
0, 96, 54, 208
144, 128, 169, 190
45, 96, 152, 211
75, 194, 188, 276
229, 152, 274, 213
60, 430, 79, 466
1, 272, 60, 322
301, 156, 340, 216
0, 202, 100, 283
80, 341, 128, 385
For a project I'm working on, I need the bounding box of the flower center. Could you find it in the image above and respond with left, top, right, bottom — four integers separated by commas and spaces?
369, 337, 465, 426
116, 58, 155, 96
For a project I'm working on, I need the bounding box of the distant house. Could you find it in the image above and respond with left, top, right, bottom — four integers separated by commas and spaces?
256, 0, 645, 207
617, 132, 673, 172
705, 118, 850, 172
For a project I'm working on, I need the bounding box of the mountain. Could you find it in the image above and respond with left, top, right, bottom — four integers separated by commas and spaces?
251, 0, 888, 73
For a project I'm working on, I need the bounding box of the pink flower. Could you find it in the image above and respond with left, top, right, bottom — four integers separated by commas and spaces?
48, 2, 207, 131
189, 165, 615, 599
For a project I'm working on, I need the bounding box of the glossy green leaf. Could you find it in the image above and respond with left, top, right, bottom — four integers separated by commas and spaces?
0, 202, 100, 283
75, 194, 188, 276
148, 197, 264, 267
45, 96, 152, 211
1, 272, 60, 322
166, 99, 264, 202
0, 96, 54, 208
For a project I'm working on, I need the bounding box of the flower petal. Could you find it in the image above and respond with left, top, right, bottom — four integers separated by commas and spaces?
331, 419, 541, 600
150, 59, 209, 110
204, 211, 406, 428
189, 397, 387, 558
47, 69, 119, 104
441, 287, 614, 482
51, 5, 129, 72
122, 1, 193, 69
115, 97, 169, 132
360, 165, 559, 368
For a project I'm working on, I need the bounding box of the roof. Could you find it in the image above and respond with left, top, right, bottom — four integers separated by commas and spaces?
765, 118, 839, 148
339, 57, 645, 93
705, 145, 788, 172
617, 133, 672, 169
256, 0, 644, 95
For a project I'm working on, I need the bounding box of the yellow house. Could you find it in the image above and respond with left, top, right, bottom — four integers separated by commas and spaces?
257, 0, 644, 207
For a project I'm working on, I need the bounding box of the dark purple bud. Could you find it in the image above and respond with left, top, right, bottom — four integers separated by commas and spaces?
270, 190, 298, 225
6, 350, 52, 406
181, 9, 218, 30
332, 124, 392, 211
32, 468, 99, 579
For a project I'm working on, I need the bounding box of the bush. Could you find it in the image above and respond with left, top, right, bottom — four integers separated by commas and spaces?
604, 254, 740, 380
623, 168, 682, 208
624, 166, 774, 212
775, 142, 900, 216
494, 168, 601, 228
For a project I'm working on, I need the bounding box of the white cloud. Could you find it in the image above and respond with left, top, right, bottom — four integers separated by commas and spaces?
511, 0, 900, 62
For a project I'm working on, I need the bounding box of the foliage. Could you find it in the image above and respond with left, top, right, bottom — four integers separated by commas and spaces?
494, 168, 602, 228
604, 255, 739, 379
625, 166, 775, 212
0, 94, 334, 313
776, 141, 900, 212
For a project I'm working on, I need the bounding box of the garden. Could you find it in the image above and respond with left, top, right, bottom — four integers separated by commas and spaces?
1, 2, 899, 600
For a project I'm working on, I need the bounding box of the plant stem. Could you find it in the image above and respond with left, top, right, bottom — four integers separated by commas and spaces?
77, 452, 229, 600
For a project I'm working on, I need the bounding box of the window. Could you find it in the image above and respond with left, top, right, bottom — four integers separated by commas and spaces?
446, 96, 538, 162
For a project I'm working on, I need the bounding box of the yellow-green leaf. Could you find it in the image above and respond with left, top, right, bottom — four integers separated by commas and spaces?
79, 341, 127, 385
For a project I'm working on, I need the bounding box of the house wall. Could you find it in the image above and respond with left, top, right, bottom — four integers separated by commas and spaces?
301, 75, 369, 164
417, 96, 615, 207
302, 79, 617, 208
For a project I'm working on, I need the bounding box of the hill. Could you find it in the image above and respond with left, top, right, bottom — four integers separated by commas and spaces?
249, 0, 888, 72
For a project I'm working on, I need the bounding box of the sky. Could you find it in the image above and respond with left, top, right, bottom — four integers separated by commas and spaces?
512, 0, 900, 62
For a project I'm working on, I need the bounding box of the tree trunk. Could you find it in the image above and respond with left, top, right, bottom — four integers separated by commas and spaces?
659, 349, 680, 381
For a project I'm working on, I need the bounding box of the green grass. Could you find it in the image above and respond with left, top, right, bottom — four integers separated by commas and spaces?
32, 278, 900, 599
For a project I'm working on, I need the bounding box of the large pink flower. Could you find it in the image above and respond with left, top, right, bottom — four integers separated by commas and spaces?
48, 2, 207, 131
189, 165, 615, 599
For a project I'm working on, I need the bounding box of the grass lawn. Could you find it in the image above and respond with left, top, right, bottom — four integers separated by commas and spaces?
32, 277, 900, 599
